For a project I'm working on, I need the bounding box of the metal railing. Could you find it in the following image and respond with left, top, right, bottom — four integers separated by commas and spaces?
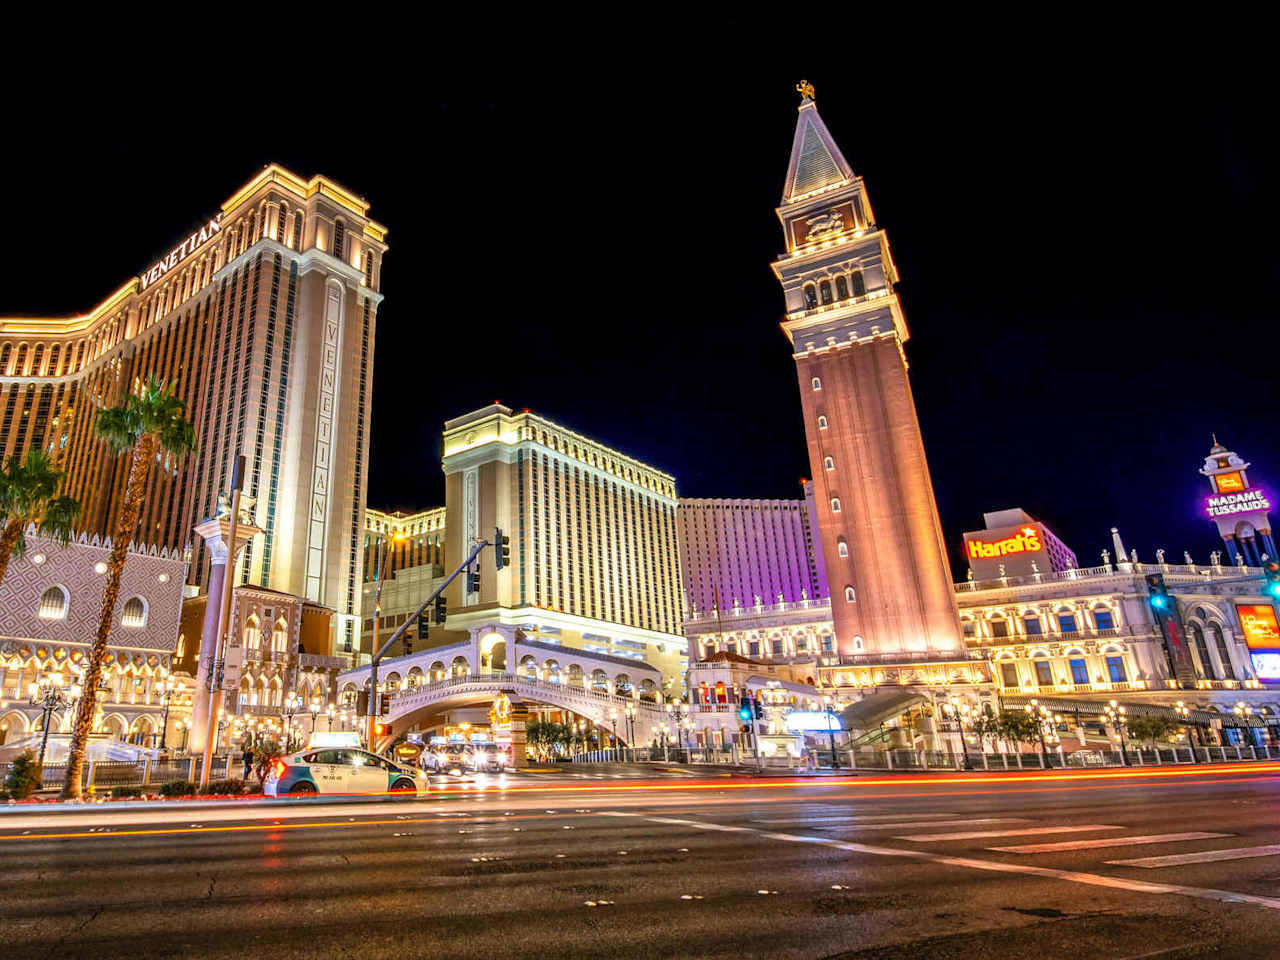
0, 755, 241, 792
386, 672, 668, 716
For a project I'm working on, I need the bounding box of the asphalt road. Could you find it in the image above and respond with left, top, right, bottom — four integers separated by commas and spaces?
4, 764, 1280, 959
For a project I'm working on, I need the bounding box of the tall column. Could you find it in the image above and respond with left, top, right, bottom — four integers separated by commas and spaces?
187, 516, 261, 755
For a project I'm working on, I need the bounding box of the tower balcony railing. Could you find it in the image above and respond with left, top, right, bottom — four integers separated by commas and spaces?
955, 561, 1261, 593
684, 597, 832, 623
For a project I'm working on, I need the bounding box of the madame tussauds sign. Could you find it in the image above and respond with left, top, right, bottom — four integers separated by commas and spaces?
1204, 487, 1271, 519
139, 214, 222, 290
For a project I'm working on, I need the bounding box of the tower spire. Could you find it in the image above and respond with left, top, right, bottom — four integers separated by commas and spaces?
782, 84, 855, 204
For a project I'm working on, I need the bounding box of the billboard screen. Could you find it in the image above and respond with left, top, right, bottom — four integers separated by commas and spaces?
1237, 604, 1280, 650
1251, 653, 1280, 680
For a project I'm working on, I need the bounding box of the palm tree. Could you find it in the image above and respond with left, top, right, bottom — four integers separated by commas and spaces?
0, 450, 80, 587
62, 377, 196, 799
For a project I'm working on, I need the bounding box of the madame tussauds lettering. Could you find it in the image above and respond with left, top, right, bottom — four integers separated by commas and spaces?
1204, 488, 1271, 519
139, 214, 223, 290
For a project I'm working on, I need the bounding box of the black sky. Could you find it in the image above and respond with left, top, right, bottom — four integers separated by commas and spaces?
4, 27, 1276, 579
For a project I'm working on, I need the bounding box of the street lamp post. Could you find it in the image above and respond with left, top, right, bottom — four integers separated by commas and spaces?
326, 703, 337, 731
1105, 700, 1129, 765
609, 707, 618, 761
28, 670, 81, 769
1175, 701, 1200, 762
283, 692, 303, 751
1233, 700, 1254, 749
308, 696, 322, 738
158, 673, 183, 751
624, 703, 636, 762
823, 694, 840, 769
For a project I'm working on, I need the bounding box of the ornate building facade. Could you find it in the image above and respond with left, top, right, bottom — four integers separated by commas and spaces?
0, 530, 188, 749
0, 165, 388, 655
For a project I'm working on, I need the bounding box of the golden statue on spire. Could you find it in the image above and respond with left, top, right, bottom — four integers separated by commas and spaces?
796, 79, 815, 101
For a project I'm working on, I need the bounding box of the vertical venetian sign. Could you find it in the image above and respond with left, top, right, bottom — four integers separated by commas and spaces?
306, 284, 343, 602
464, 469, 479, 603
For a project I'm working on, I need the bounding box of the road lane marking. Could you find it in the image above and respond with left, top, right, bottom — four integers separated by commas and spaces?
990, 832, 1232, 853
1107, 844, 1280, 868
900, 824, 1121, 842
602, 812, 1280, 911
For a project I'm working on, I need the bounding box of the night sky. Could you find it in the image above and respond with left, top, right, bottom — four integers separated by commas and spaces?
5, 34, 1275, 580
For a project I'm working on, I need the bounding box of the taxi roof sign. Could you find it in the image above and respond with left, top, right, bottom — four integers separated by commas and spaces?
305, 731, 363, 750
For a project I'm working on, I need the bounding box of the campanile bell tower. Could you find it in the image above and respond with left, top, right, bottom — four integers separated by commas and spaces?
771, 82, 963, 657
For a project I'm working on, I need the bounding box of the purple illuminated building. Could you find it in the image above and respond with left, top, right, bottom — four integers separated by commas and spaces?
677, 483, 828, 616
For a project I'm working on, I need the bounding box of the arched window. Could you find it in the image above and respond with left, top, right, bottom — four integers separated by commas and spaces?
811, 376, 821, 391
844, 586, 856, 603
819, 279, 833, 304
850, 270, 866, 296
835, 275, 849, 299
0, 343, 10, 374
1189, 622, 1216, 679
1209, 623, 1235, 679
852, 635, 863, 651
47, 345, 60, 376
121, 596, 147, 628
803, 284, 817, 309
1030, 650, 1053, 686
38, 586, 69, 620
830, 497, 841, 513
817, 415, 828, 430
837, 540, 848, 558
1067, 652, 1089, 684
271, 618, 288, 653
988, 614, 1009, 638
824, 455, 834, 471
1056, 608, 1078, 633
243, 615, 261, 649
1022, 613, 1042, 635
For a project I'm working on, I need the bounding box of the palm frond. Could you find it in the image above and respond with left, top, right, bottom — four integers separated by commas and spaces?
38, 496, 81, 547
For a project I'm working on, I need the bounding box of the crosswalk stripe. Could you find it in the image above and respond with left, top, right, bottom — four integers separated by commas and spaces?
900, 824, 1122, 842
753, 812, 961, 824
990, 832, 1231, 853
843, 818, 1033, 832
1107, 844, 1280, 869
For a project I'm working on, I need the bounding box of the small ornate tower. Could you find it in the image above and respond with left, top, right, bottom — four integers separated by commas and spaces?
772, 83, 963, 657
1200, 437, 1275, 564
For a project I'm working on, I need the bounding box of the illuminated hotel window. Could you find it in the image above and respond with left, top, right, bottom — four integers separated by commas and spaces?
1057, 612, 1078, 633
817, 416, 827, 430
1023, 616, 1042, 635
804, 285, 817, 309
292, 212, 303, 249
824, 456, 834, 471
836, 275, 849, 299
1093, 608, 1114, 630
811, 376, 821, 390
1105, 655, 1127, 682
1069, 657, 1089, 684
332, 220, 346, 260
821, 634, 833, 652
771, 638, 783, 655
851, 270, 866, 296
830, 498, 840, 512
1032, 654, 1053, 685
844, 586, 855, 603
999, 661, 1019, 686
990, 618, 1009, 638
837, 541, 848, 558
748, 640, 760, 656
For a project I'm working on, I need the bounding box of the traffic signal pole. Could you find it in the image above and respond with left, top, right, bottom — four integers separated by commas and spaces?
366, 537, 490, 750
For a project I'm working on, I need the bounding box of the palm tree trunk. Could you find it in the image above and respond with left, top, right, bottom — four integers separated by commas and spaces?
0, 516, 23, 589
62, 433, 158, 799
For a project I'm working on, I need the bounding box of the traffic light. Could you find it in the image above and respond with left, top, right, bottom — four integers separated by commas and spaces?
494, 526, 511, 571
433, 593, 447, 625
1145, 573, 1172, 613
417, 612, 431, 643
375, 723, 387, 736
752, 698, 765, 720
467, 566, 481, 593
1264, 561, 1280, 600
380, 693, 390, 716
357, 690, 370, 715
402, 635, 412, 658
738, 700, 753, 723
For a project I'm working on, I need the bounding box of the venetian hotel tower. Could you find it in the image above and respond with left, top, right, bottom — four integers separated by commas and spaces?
772, 83, 963, 657
0, 166, 387, 654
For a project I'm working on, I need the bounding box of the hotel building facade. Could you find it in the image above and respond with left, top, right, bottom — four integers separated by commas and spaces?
435, 405, 687, 689
0, 165, 387, 654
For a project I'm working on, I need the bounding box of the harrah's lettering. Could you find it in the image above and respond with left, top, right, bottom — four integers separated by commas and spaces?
139, 214, 222, 290
967, 527, 1042, 560
1203, 487, 1271, 519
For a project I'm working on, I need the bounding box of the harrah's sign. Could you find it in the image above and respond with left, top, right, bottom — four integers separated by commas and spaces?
967, 526, 1043, 560
1204, 487, 1271, 520
139, 214, 222, 291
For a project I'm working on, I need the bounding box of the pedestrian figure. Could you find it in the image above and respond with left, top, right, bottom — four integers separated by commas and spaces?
242, 745, 254, 781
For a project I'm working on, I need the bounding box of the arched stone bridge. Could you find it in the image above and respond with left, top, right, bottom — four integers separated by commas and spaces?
336, 622, 670, 745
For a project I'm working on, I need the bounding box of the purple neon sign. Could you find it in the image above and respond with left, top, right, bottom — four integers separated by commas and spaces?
1204, 486, 1271, 520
